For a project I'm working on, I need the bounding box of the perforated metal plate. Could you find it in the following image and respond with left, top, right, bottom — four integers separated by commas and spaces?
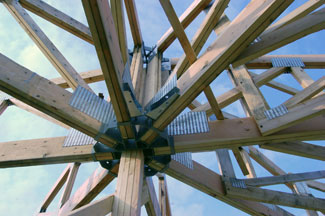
146, 74, 177, 108
69, 86, 116, 124
167, 111, 209, 136
171, 152, 193, 169
63, 128, 96, 147
271, 57, 305, 68
264, 104, 288, 120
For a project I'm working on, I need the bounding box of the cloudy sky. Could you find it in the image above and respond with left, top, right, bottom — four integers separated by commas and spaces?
0, 0, 324, 215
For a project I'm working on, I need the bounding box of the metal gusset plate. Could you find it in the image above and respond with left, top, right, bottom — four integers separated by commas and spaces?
69, 86, 116, 124
271, 57, 305, 68
63, 128, 96, 147
229, 178, 247, 189
146, 74, 177, 108
264, 104, 288, 120
171, 152, 193, 169
167, 111, 209, 136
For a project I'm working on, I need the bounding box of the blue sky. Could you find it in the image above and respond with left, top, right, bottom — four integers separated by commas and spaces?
0, 0, 324, 215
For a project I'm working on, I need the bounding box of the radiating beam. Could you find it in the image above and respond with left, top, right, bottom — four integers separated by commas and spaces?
233, 8, 325, 67
82, 0, 135, 139
153, 116, 325, 155
111, 0, 129, 64
141, 0, 293, 144
112, 150, 144, 216
0, 137, 113, 168
148, 159, 293, 216
19, 0, 93, 44
261, 0, 325, 36
0, 53, 117, 147
3, 0, 92, 91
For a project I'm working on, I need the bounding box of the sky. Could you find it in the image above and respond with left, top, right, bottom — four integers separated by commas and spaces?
0, 0, 324, 215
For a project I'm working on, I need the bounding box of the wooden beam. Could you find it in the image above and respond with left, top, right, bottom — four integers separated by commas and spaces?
223, 177, 325, 211
148, 159, 293, 216
0, 137, 113, 168
19, 0, 92, 44
216, 149, 236, 177
143, 54, 161, 106
67, 194, 114, 216
60, 165, 119, 213
110, 0, 129, 64
291, 67, 319, 88
152, 115, 325, 155
82, 0, 134, 139
0, 99, 10, 115
307, 180, 325, 193
293, 182, 319, 216
204, 86, 224, 120
59, 163, 81, 208
9, 98, 69, 129
233, 8, 325, 67
157, 0, 212, 52
157, 174, 172, 216
250, 71, 299, 96
173, 0, 229, 78
159, 0, 197, 64
39, 165, 70, 212
144, 177, 161, 216
0, 53, 117, 147
261, 0, 325, 36
244, 170, 325, 187
246, 54, 325, 69
258, 93, 325, 136
141, 0, 293, 144
260, 141, 325, 161
130, 46, 144, 101
124, 0, 142, 45
3, 0, 92, 91
231, 65, 269, 122
112, 150, 144, 216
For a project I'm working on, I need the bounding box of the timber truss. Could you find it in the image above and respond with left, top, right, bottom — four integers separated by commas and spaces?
0, 0, 325, 215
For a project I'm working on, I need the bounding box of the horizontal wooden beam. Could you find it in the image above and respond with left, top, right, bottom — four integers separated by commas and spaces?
148, 159, 293, 216
223, 177, 325, 211
246, 55, 325, 69
260, 141, 325, 161
154, 115, 325, 155
307, 180, 325, 193
233, 8, 325, 67
157, 0, 212, 52
244, 170, 325, 187
19, 0, 93, 44
0, 137, 113, 168
0, 53, 117, 147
